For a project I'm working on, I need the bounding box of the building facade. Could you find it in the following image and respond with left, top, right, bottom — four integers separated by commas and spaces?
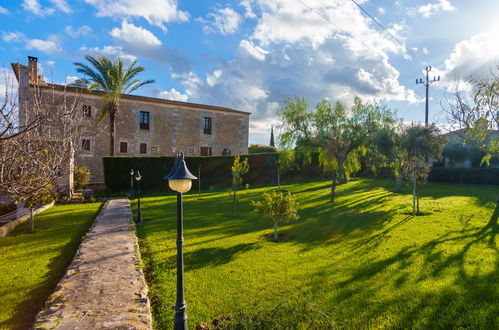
12, 56, 250, 183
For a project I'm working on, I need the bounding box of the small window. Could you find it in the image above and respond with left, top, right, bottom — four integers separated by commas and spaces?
222, 148, 231, 156
140, 143, 147, 154
140, 111, 150, 129
83, 105, 92, 118
81, 139, 91, 152
120, 142, 128, 153
203, 117, 212, 134
201, 146, 212, 156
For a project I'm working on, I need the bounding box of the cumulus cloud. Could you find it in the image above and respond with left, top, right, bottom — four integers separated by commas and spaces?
26, 38, 61, 54
200, 7, 242, 35
110, 21, 162, 47
108, 20, 190, 74
2, 31, 26, 42
240, 0, 256, 18
437, 24, 499, 89
79, 45, 137, 62
82, 0, 189, 31
65, 25, 92, 38
174, 0, 417, 122
0, 6, 9, 14
158, 88, 189, 102
418, 0, 455, 18
22, 0, 71, 16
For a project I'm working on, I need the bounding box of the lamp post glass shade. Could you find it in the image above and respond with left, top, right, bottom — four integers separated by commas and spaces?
165, 153, 197, 193
135, 171, 142, 181
130, 169, 134, 176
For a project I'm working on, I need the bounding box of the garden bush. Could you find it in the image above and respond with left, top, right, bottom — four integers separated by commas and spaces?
429, 167, 499, 185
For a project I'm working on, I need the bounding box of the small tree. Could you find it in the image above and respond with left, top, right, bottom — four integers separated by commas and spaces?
401, 157, 430, 216
231, 156, 249, 217
275, 149, 295, 190
252, 190, 299, 242
24, 185, 57, 233
74, 164, 91, 190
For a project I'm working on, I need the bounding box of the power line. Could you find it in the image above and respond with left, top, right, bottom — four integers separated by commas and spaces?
296, 0, 354, 39
349, 0, 417, 58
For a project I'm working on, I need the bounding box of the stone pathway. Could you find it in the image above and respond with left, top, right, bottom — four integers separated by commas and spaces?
35, 199, 152, 329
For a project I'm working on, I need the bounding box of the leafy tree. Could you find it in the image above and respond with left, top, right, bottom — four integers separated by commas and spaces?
24, 185, 57, 233
275, 149, 295, 190
252, 190, 299, 242
73, 55, 154, 156
401, 124, 446, 214
231, 156, 249, 217
374, 124, 406, 192
74, 164, 91, 190
249, 145, 278, 154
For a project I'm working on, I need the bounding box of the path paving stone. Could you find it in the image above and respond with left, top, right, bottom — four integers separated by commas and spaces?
35, 199, 152, 329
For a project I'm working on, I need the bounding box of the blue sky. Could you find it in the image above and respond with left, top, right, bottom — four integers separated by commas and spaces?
1, 0, 498, 144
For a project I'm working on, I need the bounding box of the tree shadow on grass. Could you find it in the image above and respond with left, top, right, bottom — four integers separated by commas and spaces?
313, 202, 498, 328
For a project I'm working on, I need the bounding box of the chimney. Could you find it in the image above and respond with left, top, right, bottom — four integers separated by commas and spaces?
28, 56, 39, 84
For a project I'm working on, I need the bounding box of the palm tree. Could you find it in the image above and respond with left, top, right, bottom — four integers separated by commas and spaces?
74, 55, 155, 156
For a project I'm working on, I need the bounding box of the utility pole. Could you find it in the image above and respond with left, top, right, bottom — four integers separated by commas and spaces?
416, 66, 440, 126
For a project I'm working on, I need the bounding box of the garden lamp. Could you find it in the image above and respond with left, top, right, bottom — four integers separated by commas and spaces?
164, 153, 197, 330
129, 169, 134, 199
135, 170, 142, 223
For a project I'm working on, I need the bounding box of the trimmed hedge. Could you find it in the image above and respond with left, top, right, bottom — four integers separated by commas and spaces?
103, 153, 325, 192
429, 167, 499, 185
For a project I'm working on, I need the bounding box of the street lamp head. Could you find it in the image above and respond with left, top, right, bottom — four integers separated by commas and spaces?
130, 169, 134, 176
164, 153, 197, 193
135, 170, 142, 182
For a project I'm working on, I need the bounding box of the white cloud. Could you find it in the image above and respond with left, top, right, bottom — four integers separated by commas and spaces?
22, 0, 71, 15
418, 0, 455, 18
174, 0, 417, 122
202, 7, 242, 35
65, 25, 92, 38
0, 6, 9, 14
438, 24, 499, 89
2, 32, 26, 42
79, 45, 137, 62
23, 0, 55, 16
82, 0, 189, 31
26, 39, 61, 54
158, 88, 188, 102
110, 21, 162, 47
240, 0, 256, 19
377, 7, 386, 15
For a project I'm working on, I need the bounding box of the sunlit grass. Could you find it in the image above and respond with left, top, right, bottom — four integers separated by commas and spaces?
134, 178, 498, 329
0, 202, 102, 330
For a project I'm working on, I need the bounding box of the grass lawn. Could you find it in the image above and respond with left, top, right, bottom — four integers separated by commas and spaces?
133, 178, 498, 329
0, 202, 103, 330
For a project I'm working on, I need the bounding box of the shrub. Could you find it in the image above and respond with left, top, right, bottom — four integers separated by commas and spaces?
249, 144, 279, 154
74, 164, 90, 190
429, 167, 499, 185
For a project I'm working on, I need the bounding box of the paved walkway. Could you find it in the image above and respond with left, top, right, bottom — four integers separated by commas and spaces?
35, 199, 152, 329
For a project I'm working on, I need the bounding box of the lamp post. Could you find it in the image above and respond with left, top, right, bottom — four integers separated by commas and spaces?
130, 169, 135, 199
164, 153, 197, 330
135, 170, 142, 223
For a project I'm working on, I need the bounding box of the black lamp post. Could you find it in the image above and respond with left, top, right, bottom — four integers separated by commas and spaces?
130, 169, 135, 199
164, 153, 197, 330
135, 170, 142, 223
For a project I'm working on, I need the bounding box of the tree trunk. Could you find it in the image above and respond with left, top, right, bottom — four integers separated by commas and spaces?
231, 186, 237, 217
277, 169, 281, 191
417, 193, 420, 215
198, 164, 201, 196
109, 109, 116, 156
338, 161, 347, 184
273, 221, 279, 242
29, 207, 34, 233
395, 172, 403, 193
412, 179, 416, 216
330, 174, 337, 203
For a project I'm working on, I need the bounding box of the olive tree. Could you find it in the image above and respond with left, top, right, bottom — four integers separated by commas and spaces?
275, 149, 295, 190
231, 156, 249, 217
252, 190, 299, 242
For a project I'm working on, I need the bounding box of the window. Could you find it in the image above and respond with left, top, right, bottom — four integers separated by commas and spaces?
140, 111, 150, 129
83, 105, 92, 118
140, 143, 147, 154
201, 146, 212, 156
203, 117, 212, 134
81, 138, 91, 152
120, 142, 128, 153
222, 148, 231, 156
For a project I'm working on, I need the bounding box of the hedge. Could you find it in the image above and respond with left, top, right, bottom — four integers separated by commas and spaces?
428, 167, 499, 185
103, 153, 325, 192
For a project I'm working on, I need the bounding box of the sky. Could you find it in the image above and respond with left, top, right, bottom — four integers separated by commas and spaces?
1, 0, 498, 145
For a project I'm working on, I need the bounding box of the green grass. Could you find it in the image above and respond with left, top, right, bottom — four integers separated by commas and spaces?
134, 178, 498, 329
0, 202, 103, 330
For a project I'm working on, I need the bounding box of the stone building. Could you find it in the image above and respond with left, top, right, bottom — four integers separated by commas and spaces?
12, 56, 250, 183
